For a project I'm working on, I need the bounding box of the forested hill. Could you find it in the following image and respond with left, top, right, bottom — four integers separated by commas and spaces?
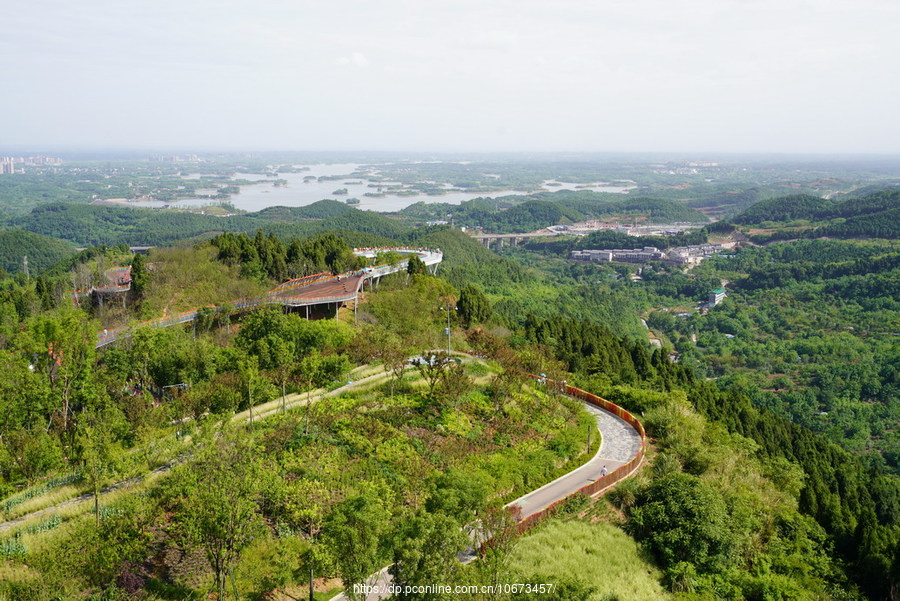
248, 199, 353, 221
399, 191, 709, 233
7, 193, 709, 248
733, 190, 900, 226
454, 199, 583, 233
539, 191, 710, 223
407, 227, 530, 295
6, 203, 251, 246
7, 202, 411, 247
732, 194, 828, 224
0, 230, 76, 275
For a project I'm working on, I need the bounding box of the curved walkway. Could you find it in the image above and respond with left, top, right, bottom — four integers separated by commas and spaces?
510, 402, 642, 519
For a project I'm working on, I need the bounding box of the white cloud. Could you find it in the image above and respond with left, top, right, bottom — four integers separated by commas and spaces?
336, 52, 370, 68
459, 29, 518, 50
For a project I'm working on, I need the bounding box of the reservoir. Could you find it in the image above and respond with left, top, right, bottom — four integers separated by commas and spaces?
127, 163, 635, 213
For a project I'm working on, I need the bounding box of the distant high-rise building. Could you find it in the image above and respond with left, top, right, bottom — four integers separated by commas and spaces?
0, 156, 61, 173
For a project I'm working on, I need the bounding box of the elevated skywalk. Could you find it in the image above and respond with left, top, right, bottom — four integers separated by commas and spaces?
95, 248, 442, 347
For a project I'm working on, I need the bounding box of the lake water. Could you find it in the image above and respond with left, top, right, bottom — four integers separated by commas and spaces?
128, 163, 634, 213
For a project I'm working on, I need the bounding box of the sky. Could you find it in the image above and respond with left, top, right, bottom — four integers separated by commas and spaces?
2, 0, 899, 153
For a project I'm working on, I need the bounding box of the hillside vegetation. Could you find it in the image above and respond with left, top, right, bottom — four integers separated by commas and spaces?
643, 239, 900, 469
732, 190, 900, 239
7, 203, 410, 247
400, 191, 708, 233
509, 520, 670, 601
0, 262, 601, 600
0, 209, 896, 601
0, 230, 76, 275
249, 199, 354, 221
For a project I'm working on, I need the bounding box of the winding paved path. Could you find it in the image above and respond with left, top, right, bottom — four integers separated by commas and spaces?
510, 403, 642, 519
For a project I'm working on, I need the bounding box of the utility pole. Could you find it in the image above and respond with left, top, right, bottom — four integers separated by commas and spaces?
440, 305, 456, 354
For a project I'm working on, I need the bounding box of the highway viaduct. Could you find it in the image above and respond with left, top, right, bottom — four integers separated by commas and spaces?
467, 231, 569, 249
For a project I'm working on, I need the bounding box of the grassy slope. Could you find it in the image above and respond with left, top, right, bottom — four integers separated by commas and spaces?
509, 519, 669, 601
139, 245, 270, 317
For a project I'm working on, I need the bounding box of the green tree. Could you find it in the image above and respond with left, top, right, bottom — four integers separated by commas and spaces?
457, 284, 491, 326
75, 410, 121, 526
265, 336, 296, 414
195, 305, 217, 333
27, 308, 97, 438
434, 361, 473, 411
296, 351, 325, 433
627, 472, 734, 571
378, 334, 408, 396
376, 251, 403, 266
1, 427, 63, 483
413, 352, 453, 398
178, 433, 264, 600
389, 511, 468, 600
426, 468, 492, 525
477, 505, 522, 600
129, 253, 148, 304
324, 493, 391, 600
407, 254, 428, 276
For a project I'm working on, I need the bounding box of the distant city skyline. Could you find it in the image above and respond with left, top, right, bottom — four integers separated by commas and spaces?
3, 0, 899, 154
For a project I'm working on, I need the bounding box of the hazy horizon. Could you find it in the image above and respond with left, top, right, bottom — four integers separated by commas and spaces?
4, 0, 899, 154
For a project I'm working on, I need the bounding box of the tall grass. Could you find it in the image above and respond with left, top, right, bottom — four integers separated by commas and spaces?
1, 473, 82, 515
508, 519, 670, 601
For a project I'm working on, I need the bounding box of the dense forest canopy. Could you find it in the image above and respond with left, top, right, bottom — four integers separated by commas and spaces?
731, 190, 900, 239
6, 202, 410, 247
400, 192, 709, 232
0, 230, 76, 275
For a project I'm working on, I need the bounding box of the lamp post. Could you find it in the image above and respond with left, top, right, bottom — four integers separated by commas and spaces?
440, 305, 456, 354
